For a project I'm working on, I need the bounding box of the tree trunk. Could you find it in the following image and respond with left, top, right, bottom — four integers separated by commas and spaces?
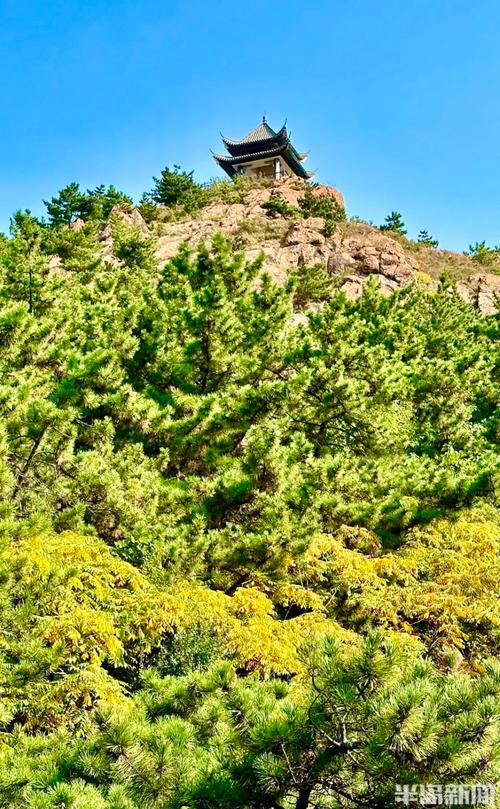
295, 786, 312, 809
12, 429, 46, 498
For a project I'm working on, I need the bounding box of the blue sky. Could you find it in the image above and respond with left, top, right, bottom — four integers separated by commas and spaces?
1, 0, 499, 251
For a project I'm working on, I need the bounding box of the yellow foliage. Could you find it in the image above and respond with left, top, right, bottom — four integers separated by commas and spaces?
14, 530, 345, 680
42, 607, 124, 665
4, 512, 495, 732
272, 584, 325, 612
171, 582, 354, 677
415, 270, 433, 285
0, 530, 353, 730
10, 531, 181, 663
22, 666, 129, 733
284, 514, 500, 659
0, 531, 184, 728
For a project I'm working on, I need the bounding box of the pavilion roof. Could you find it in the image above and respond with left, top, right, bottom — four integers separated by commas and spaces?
213, 139, 313, 179
222, 119, 288, 151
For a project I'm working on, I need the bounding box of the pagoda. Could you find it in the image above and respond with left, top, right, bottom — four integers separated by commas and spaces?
213, 117, 313, 181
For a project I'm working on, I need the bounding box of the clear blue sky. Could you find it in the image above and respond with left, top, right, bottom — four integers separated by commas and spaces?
1, 0, 500, 251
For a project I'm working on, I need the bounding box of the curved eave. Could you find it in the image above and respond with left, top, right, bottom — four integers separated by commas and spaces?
222, 124, 289, 156
214, 161, 238, 178
222, 122, 287, 147
281, 151, 311, 179
214, 145, 286, 163
213, 143, 311, 180
288, 142, 307, 163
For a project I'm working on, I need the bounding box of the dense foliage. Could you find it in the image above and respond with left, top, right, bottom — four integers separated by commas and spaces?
145, 165, 210, 213
0, 185, 498, 808
44, 183, 133, 227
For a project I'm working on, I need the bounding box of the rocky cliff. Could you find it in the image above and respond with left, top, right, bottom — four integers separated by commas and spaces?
103, 177, 499, 316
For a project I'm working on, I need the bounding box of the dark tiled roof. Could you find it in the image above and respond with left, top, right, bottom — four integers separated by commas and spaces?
240, 120, 277, 143
214, 119, 313, 179
213, 142, 313, 179
222, 119, 283, 147
213, 145, 286, 163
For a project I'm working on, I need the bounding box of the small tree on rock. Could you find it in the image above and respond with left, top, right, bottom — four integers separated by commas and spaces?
149, 165, 208, 211
44, 183, 132, 227
380, 211, 407, 235
418, 229, 439, 247
44, 182, 91, 227
467, 240, 500, 266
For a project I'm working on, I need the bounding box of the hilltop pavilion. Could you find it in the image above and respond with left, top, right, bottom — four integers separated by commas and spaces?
213, 117, 313, 181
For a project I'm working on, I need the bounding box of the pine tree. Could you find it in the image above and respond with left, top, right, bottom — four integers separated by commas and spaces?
418, 229, 439, 247
467, 240, 500, 266
4, 210, 48, 313
44, 182, 93, 226
44, 182, 132, 227
149, 164, 207, 210
3, 634, 497, 808
0, 174, 499, 809
380, 210, 407, 235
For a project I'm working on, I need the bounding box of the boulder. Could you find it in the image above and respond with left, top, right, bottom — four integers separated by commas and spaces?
458, 272, 500, 316
257, 177, 345, 212
310, 182, 345, 210
98, 205, 149, 241
283, 219, 326, 247
328, 230, 419, 291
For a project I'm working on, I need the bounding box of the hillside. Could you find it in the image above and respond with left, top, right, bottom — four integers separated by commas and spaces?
124, 176, 500, 315
0, 173, 498, 808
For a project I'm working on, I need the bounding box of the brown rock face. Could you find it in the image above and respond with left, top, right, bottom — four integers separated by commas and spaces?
310, 182, 345, 210
457, 273, 500, 316
89, 180, 497, 315
328, 228, 419, 295
284, 218, 326, 247
98, 205, 149, 241
152, 188, 422, 298
153, 181, 343, 286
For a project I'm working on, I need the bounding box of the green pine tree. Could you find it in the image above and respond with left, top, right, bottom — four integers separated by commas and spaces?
418, 229, 439, 247
380, 210, 407, 235
148, 165, 208, 211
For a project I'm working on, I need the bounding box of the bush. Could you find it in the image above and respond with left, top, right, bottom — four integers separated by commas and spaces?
148, 165, 210, 212
261, 191, 301, 219
204, 175, 253, 204
137, 194, 160, 223
290, 262, 333, 308
298, 185, 346, 236
350, 215, 375, 225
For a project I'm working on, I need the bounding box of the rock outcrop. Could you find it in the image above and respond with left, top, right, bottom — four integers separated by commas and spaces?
152, 181, 422, 296
457, 272, 500, 316
99, 204, 149, 240
328, 226, 420, 297
93, 179, 497, 315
